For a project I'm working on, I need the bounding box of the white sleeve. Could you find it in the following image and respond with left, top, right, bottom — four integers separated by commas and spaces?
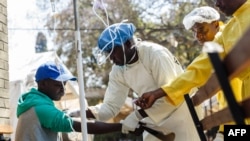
88, 67, 130, 121
144, 47, 184, 123
151, 48, 183, 86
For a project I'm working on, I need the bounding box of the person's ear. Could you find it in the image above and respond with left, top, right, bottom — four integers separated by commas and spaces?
213, 21, 220, 31
38, 80, 47, 88
125, 39, 135, 50
124, 40, 131, 49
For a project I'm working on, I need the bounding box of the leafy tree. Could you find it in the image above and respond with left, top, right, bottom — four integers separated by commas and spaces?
43, 0, 230, 99
39, 0, 230, 89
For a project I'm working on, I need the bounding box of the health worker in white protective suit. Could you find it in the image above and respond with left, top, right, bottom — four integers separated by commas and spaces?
70, 22, 202, 141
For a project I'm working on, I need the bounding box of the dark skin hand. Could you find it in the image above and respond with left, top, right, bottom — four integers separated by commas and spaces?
191, 86, 210, 106
72, 120, 143, 135
86, 109, 95, 119
135, 88, 166, 109
77, 121, 122, 134
72, 120, 119, 133
86, 108, 148, 119
83, 107, 147, 135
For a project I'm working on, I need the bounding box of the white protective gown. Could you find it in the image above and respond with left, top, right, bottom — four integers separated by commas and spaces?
89, 41, 202, 141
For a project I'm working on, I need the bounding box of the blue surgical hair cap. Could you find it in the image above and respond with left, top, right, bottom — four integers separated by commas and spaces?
183, 6, 220, 30
97, 23, 136, 52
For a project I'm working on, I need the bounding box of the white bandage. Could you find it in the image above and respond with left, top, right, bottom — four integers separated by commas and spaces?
121, 110, 143, 134
213, 132, 223, 141
67, 109, 80, 117
87, 104, 103, 120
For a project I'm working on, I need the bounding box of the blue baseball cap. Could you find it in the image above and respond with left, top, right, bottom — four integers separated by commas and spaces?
35, 61, 77, 82
97, 23, 136, 52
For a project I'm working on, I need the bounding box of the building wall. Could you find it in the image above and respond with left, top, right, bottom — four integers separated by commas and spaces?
0, 0, 10, 126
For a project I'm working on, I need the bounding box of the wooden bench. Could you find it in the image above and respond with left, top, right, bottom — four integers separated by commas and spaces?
184, 26, 250, 141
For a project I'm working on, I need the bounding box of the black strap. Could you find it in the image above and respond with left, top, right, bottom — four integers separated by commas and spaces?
184, 94, 207, 141
208, 53, 245, 125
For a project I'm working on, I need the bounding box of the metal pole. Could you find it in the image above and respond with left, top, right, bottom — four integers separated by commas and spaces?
73, 0, 88, 140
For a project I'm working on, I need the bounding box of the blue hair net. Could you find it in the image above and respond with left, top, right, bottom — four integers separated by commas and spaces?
97, 23, 136, 52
